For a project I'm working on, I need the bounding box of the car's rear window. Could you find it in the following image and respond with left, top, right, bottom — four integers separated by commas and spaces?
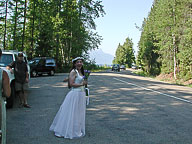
46, 59, 55, 65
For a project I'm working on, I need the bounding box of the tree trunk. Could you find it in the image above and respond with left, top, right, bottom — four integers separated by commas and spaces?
30, 0, 36, 59
13, 0, 18, 50
3, 0, 8, 50
173, 0, 177, 79
22, 0, 27, 51
55, 0, 62, 65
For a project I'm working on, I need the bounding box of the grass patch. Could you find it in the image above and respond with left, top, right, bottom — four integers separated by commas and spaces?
133, 70, 154, 78
188, 84, 192, 88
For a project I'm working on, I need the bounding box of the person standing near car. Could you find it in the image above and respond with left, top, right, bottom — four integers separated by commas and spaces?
6, 52, 30, 108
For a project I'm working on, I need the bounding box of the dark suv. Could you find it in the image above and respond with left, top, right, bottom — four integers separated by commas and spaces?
29, 57, 56, 77
112, 64, 120, 72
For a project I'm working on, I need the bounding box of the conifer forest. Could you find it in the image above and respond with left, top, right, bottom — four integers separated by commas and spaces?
0, 0, 105, 69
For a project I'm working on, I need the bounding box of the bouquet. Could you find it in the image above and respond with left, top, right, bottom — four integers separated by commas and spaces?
83, 70, 91, 96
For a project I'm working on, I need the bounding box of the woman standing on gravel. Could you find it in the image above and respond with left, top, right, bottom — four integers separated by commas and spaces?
49, 57, 87, 139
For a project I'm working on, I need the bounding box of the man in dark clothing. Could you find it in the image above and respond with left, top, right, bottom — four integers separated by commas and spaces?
7, 52, 30, 108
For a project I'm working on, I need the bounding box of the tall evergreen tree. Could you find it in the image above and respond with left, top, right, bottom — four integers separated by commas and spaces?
113, 37, 135, 68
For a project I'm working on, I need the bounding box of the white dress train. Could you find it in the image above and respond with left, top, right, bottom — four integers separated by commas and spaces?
49, 70, 86, 139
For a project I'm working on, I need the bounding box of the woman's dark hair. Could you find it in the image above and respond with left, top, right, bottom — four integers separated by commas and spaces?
68, 60, 84, 88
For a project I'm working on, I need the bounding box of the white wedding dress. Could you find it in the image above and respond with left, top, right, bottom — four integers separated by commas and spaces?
49, 69, 86, 139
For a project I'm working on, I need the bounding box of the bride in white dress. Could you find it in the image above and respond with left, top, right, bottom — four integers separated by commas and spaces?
49, 57, 87, 139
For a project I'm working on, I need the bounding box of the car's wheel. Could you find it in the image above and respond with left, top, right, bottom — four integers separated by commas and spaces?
31, 70, 38, 77
49, 70, 55, 76
6, 83, 15, 108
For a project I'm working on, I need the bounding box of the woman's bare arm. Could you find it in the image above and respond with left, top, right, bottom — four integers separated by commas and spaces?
2, 71, 11, 97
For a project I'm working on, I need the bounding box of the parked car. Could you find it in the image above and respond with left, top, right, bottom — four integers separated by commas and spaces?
29, 57, 56, 77
0, 50, 30, 108
131, 65, 137, 69
120, 65, 126, 70
112, 64, 120, 72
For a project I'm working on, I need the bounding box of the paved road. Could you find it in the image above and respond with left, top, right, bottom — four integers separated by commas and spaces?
7, 70, 192, 144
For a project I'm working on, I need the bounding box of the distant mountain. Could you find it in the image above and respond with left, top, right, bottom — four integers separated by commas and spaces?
89, 49, 114, 65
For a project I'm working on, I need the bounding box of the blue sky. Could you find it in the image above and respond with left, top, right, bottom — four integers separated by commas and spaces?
94, 0, 154, 56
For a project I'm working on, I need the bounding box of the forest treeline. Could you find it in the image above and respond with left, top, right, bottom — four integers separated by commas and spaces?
137, 0, 192, 81
0, 0, 105, 71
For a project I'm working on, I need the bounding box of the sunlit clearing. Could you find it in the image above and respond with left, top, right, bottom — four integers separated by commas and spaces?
96, 87, 111, 93
30, 86, 41, 88
52, 85, 66, 88
121, 107, 139, 114
170, 102, 183, 106
88, 108, 100, 111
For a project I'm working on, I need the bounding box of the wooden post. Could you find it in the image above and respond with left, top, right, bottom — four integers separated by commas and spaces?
0, 96, 6, 144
